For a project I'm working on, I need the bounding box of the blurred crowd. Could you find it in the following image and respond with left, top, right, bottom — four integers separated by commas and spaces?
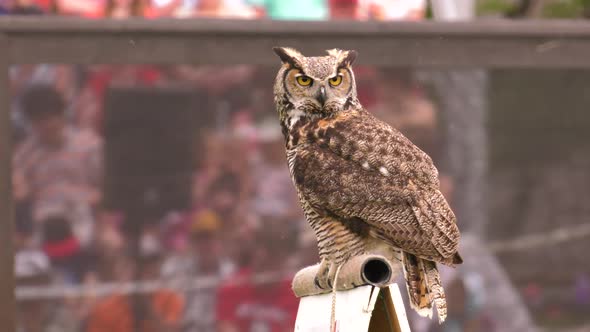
4, 1, 579, 332
0, 0, 428, 20
11, 62, 466, 332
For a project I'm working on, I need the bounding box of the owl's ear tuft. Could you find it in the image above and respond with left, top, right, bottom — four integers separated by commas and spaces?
327, 48, 358, 67
273, 47, 303, 68
343, 50, 358, 66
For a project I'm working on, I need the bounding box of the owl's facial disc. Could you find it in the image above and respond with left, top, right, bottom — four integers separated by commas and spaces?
283, 66, 354, 114
318, 67, 354, 113
273, 47, 358, 118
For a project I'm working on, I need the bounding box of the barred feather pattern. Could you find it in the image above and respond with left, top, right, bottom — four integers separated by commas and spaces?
288, 149, 366, 264
284, 108, 461, 265
422, 259, 447, 323
402, 253, 448, 323
403, 253, 433, 319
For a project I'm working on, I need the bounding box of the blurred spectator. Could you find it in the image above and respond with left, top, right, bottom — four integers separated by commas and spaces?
216, 224, 298, 332
104, 0, 151, 18
159, 211, 190, 253
324, 0, 428, 21
13, 84, 102, 247
250, 119, 301, 223
91, 213, 130, 280
71, 82, 102, 134
365, 0, 426, 21
0, 0, 9, 14
54, 0, 103, 17
8, 0, 45, 14
10, 64, 80, 145
41, 215, 86, 283
190, 209, 234, 276
192, 133, 252, 222
328, 0, 361, 19
203, 170, 243, 227
193, 0, 256, 18
150, 0, 190, 17
14, 185, 35, 246
247, 0, 327, 20
86, 253, 185, 332
180, 209, 234, 332
15, 231, 53, 332
33, 0, 60, 15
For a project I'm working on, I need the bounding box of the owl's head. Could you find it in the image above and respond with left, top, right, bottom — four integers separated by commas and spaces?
273, 47, 358, 121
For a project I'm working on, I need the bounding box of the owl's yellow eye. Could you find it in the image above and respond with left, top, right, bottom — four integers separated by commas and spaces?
329, 75, 342, 86
296, 76, 313, 86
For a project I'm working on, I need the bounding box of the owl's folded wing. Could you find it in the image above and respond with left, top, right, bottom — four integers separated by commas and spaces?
293, 115, 460, 263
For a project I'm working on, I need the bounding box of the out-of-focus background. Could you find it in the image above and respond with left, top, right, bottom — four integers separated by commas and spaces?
3, 1, 590, 332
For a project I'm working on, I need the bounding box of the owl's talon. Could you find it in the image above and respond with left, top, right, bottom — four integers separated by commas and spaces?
315, 260, 341, 290
315, 259, 332, 290
314, 276, 323, 289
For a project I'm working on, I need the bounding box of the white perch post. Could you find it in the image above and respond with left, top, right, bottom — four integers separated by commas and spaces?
294, 284, 411, 332
292, 253, 411, 331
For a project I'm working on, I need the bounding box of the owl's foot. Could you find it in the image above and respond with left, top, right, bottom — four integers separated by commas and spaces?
314, 259, 340, 290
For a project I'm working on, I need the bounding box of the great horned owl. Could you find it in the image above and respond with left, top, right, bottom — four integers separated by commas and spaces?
272, 47, 462, 323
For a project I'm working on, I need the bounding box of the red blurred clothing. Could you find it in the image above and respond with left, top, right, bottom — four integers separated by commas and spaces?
34, 0, 51, 11
43, 236, 80, 259
35, 0, 104, 17
87, 66, 163, 97
216, 268, 298, 332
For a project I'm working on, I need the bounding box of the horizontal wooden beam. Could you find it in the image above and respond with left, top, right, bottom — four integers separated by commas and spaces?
0, 18, 590, 67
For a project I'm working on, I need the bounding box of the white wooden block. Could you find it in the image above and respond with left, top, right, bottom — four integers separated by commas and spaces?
294, 284, 411, 332
388, 284, 412, 332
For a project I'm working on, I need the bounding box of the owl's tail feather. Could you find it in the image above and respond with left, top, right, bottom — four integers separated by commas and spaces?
402, 252, 447, 323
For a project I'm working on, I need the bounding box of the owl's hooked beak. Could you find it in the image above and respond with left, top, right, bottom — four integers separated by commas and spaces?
317, 85, 327, 106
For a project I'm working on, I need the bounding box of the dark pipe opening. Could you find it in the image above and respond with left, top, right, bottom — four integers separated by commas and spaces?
362, 258, 392, 285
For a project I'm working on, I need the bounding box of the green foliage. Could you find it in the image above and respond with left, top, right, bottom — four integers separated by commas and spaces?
542, 0, 584, 18
476, 0, 590, 18
477, 0, 514, 16
425, 2, 433, 19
